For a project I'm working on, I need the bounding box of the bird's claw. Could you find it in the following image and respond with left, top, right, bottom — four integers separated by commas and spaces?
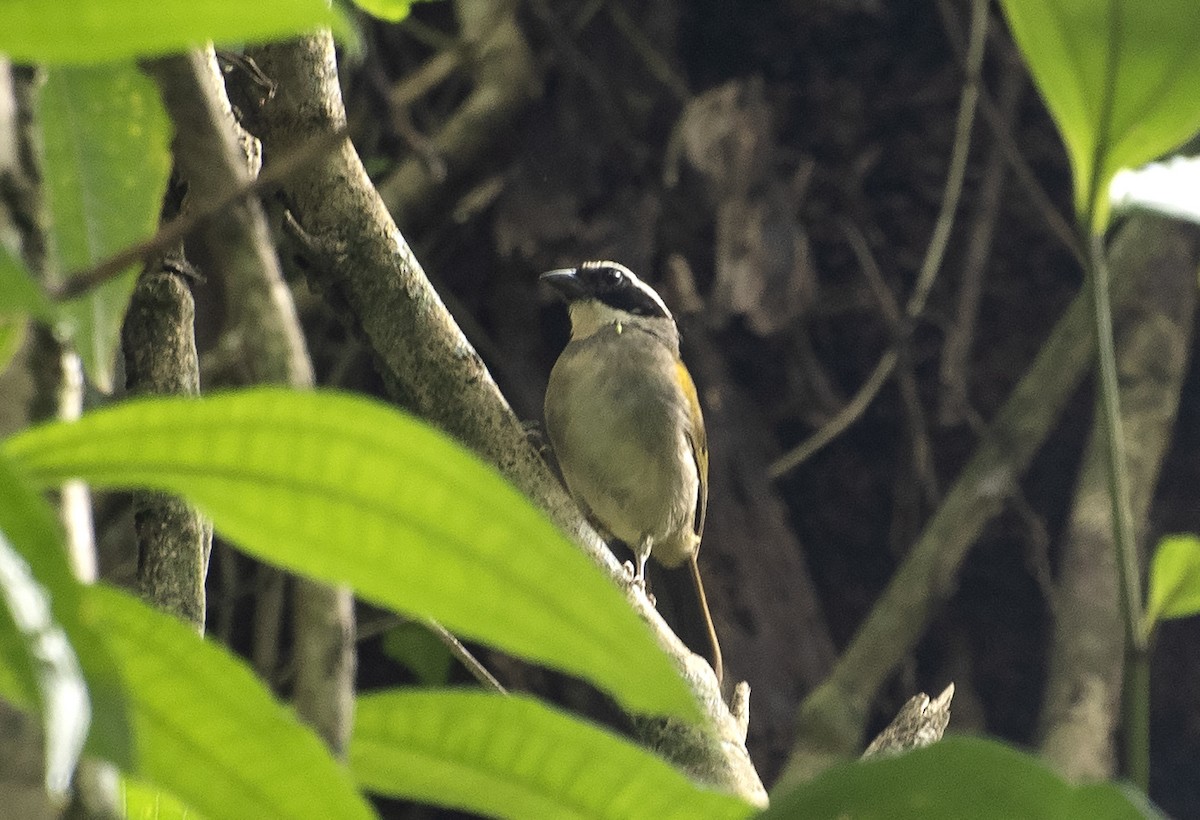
622, 561, 655, 605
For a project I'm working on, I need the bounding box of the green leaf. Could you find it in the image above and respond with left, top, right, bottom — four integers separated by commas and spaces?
350, 0, 413, 23
1000, 0, 1200, 232
0, 596, 39, 709
120, 777, 199, 820
0, 0, 347, 64
763, 736, 1161, 820
87, 584, 376, 820
0, 316, 27, 379
0, 453, 134, 775
0, 244, 54, 321
38, 63, 172, 392
0, 511, 47, 710
1144, 534, 1200, 633
0, 533, 90, 796
0, 457, 90, 796
381, 621, 453, 686
352, 690, 752, 820
3, 388, 699, 720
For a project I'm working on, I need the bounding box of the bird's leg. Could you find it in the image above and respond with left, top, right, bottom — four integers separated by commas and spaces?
621, 535, 652, 599
634, 549, 649, 585
626, 536, 651, 584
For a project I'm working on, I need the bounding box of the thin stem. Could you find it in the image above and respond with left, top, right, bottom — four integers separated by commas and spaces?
47, 124, 351, 302
906, 0, 989, 317
356, 614, 507, 695
770, 0, 988, 477
1085, 231, 1147, 789
768, 351, 898, 478
1126, 644, 1151, 791
424, 619, 508, 695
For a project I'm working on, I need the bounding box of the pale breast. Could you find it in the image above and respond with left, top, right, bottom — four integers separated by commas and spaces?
545, 325, 699, 565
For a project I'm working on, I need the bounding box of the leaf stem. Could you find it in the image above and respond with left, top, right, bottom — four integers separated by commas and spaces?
1084, 231, 1147, 789
1125, 641, 1151, 792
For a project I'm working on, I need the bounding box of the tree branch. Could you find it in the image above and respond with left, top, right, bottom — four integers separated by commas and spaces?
774, 213, 1179, 790
122, 261, 211, 632
1039, 216, 1199, 779
240, 31, 765, 804
146, 47, 354, 757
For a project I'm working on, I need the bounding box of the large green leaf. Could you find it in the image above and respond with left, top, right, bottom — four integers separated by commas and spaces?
352, 690, 752, 820
1144, 534, 1200, 634
381, 622, 453, 686
3, 388, 699, 720
120, 777, 197, 820
0, 0, 345, 64
0, 246, 45, 377
763, 737, 1159, 820
0, 244, 54, 321
86, 584, 375, 820
1000, 0, 1200, 232
0, 469, 369, 817
0, 585, 39, 710
0, 457, 90, 796
38, 63, 172, 392
0, 454, 134, 778
351, 0, 415, 23
0, 530, 89, 796
0, 316, 27, 378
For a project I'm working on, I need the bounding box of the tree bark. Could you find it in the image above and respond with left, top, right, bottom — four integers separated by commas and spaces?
240, 31, 766, 803
1039, 216, 1200, 779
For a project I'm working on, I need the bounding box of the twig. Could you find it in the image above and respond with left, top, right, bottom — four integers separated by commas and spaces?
46, 123, 350, 303
605, 2, 690, 102
425, 620, 508, 695
838, 219, 938, 503
355, 613, 507, 695
378, 0, 540, 228
774, 214, 1184, 790
906, 0, 989, 317
213, 544, 241, 645
397, 14, 460, 52
768, 352, 898, 479
862, 684, 955, 759
939, 55, 1024, 425
1006, 488, 1057, 611
769, 0, 989, 478
935, 0, 1086, 268
389, 48, 463, 109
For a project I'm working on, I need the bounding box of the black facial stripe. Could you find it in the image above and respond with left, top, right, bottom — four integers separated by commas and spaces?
595, 286, 668, 317
576, 263, 669, 318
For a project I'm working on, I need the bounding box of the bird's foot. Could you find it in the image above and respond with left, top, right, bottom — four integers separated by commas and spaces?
622, 561, 655, 605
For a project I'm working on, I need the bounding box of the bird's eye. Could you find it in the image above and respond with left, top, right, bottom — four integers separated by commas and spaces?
601, 267, 623, 285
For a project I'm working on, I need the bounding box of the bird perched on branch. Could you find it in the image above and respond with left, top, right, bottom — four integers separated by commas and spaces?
542, 261, 723, 685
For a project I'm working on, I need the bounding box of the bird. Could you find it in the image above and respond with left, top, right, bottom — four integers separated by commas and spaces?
541, 260, 723, 685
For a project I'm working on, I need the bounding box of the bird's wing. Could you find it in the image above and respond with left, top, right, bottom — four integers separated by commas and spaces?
674, 359, 708, 542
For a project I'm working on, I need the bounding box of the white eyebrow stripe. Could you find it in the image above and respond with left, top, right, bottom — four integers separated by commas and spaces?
579, 260, 673, 320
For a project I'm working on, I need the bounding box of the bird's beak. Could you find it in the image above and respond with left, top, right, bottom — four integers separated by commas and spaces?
540, 268, 586, 300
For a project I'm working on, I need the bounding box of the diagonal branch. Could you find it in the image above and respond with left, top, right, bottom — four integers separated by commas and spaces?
240, 30, 765, 804
775, 214, 1198, 790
